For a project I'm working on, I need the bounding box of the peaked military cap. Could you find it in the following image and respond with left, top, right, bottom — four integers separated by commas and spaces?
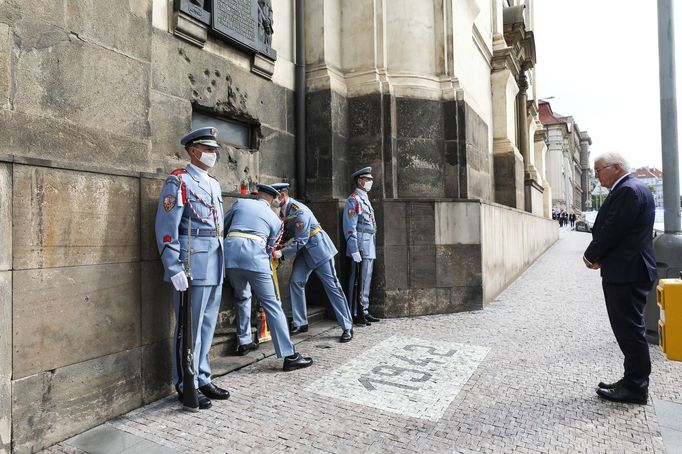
181, 127, 221, 148
351, 166, 373, 179
271, 182, 290, 192
256, 184, 280, 197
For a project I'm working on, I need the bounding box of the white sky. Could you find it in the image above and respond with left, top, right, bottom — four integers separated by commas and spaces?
534, 1, 681, 172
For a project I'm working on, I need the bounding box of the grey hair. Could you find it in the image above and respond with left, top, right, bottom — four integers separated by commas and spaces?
594, 151, 630, 171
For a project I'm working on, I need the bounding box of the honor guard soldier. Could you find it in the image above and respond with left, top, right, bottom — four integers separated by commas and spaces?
223, 184, 314, 371
343, 167, 381, 324
271, 183, 353, 343
155, 127, 231, 410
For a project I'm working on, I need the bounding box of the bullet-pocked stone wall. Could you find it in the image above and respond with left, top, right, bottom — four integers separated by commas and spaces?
0, 0, 298, 451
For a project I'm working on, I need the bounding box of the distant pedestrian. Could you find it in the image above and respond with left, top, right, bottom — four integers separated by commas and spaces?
583, 151, 656, 405
569, 213, 576, 228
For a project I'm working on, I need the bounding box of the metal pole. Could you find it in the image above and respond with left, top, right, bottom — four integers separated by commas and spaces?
658, 0, 681, 232
295, 0, 306, 200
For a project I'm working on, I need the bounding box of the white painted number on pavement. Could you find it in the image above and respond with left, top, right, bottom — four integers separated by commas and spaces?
307, 337, 490, 421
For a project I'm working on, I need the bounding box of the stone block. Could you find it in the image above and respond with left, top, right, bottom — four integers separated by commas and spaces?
13, 262, 141, 379
0, 272, 10, 380
443, 101, 459, 141
0, 378, 9, 454
396, 97, 443, 140
382, 246, 408, 291
383, 289, 411, 318
396, 138, 444, 198
0, 1, 67, 28
382, 201, 407, 246
436, 244, 482, 288
0, 110, 151, 172
408, 245, 436, 289
437, 286, 483, 312
65, 0, 153, 61
349, 94, 382, 137
149, 89, 192, 171
435, 201, 481, 245
141, 260, 174, 345
13, 165, 140, 269
141, 176, 165, 262
13, 24, 150, 140
258, 126, 296, 181
0, 163, 10, 271
0, 23, 10, 110
0, 271, 10, 451
407, 202, 435, 245
12, 349, 143, 454
142, 338, 173, 404
407, 288, 440, 316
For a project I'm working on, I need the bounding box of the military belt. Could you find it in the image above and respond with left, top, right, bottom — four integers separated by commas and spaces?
309, 226, 322, 238
179, 228, 220, 237
227, 231, 266, 245
357, 227, 375, 234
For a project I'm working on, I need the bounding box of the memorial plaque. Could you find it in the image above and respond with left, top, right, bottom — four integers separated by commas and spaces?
211, 0, 277, 60
175, 0, 211, 25
212, 0, 259, 53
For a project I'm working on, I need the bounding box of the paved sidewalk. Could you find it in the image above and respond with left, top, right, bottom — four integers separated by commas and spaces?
45, 231, 682, 453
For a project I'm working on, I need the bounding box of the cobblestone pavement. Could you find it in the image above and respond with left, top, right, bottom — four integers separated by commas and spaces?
47, 230, 682, 453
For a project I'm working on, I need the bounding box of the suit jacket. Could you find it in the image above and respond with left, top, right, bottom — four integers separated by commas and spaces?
584, 174, 657, 284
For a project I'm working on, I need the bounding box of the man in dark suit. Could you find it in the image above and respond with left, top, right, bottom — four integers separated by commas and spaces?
583, 151, 657, 405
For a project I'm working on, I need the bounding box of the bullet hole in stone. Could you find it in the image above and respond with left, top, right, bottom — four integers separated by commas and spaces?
215, 70, 221, 77
188, 74, 196, 85
206, 86, 212, 94
192, 90, 199, 98
211, 79, 216, 86
204, 69, 210, 76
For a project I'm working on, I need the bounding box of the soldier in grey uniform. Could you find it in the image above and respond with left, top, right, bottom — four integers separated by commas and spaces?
343, 167, 381, 325
155, 127, 231, 410
271, 183, 353, 343
223, 184, 314, 371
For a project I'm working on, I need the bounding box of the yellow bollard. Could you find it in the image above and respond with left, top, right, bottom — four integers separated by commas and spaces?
657, 278, 682, 361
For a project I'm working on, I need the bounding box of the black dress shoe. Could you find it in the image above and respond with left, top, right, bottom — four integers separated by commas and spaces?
598, 378, 624, 389
353, 317, 371, 326
596, 386, 648, 405
175, 385, 212, 410
283, 353, 314, 371
365, 313, 381, 322
339, 329, 353, 343
199, 383, 230, 400
237, 342, 259, 356
289, 324, 309, 335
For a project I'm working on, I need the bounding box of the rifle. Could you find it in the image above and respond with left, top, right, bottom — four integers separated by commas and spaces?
179, 227, 199, 411
352, 259, 368, 325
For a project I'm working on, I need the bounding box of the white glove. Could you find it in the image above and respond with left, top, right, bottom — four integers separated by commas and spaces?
351, 252, 362, 263
273, 249, 283, 259
171, 271, 189, 292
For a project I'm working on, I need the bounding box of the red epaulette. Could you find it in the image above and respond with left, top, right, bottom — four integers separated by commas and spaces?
170, 168, 188, 204
350, 192, 361, 213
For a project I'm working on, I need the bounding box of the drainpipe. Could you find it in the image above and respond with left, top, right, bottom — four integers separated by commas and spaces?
295, 0, 306, 200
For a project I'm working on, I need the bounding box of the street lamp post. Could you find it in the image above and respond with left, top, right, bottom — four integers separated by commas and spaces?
645, 0, 682, 344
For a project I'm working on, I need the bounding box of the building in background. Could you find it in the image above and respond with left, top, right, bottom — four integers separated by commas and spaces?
539, 100, 592, 213
0, 0, 558, 450
633, 167, 663, 207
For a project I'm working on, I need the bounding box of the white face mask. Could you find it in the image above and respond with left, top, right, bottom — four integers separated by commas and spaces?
197, 150, 217, 168
271, 197, 282, 208
363, 180, 373, 192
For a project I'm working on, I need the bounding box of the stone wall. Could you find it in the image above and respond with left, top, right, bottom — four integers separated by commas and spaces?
371, 199, 557, 318
0, 0, 298, 450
